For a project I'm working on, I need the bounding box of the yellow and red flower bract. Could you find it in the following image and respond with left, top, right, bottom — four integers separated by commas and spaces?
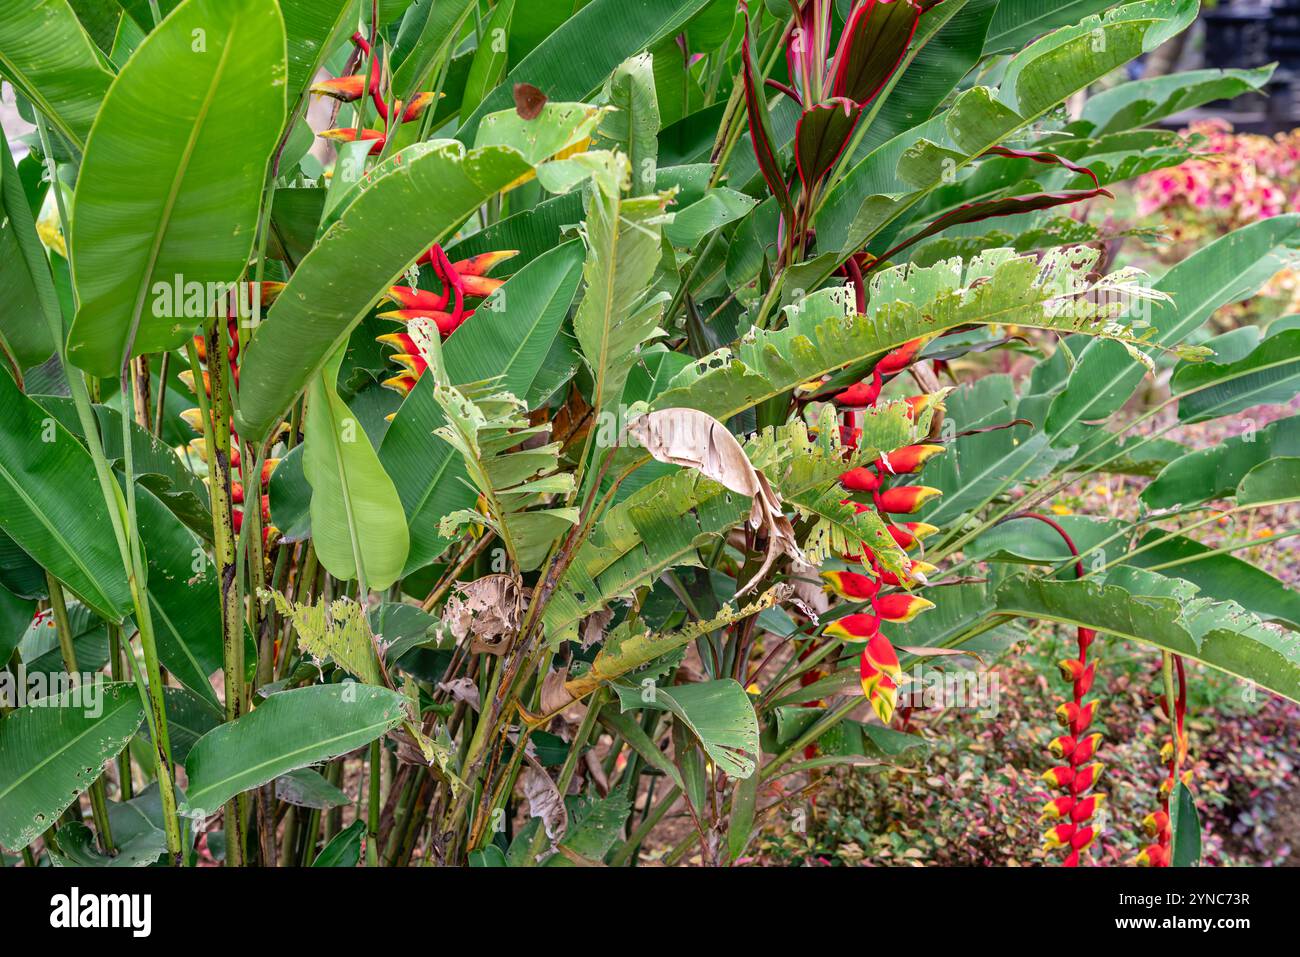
821, 569, 879, 601
320, 127, 385, 155
875, 484, 941, 513
875, 444, 944, 475
823, 612, 881, 642
871, 592, 934, 623
887, 522, 938, 550
838, 465, 881, 492
858, 630, 901, 724
374, 243, 514, 393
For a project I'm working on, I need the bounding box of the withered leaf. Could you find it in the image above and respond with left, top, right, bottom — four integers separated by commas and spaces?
522, 756, 568, 843
441, 574, 522, 653
628, 408, 802, 594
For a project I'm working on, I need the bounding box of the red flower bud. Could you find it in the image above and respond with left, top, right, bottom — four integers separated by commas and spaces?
821, 570, 879, 601
859, 632, 901, 724
875, 444, 944, 475
1142, 811, 1170, 842
875, 485, 942, 513
874, 336, 931, 375
833, 377, 881, 407
1070, 762, 1103, 795
382, 374, 418, 396
1070, 793, 1105, 823
878, 560, 936, 587
872, 593, 934, 623
449, 250, 519, 276
839, 466, 880, 492
378, 308, 473, 337
320, 127, 385, 155
1039, 795, 1075, 822
1136, 844, 1170, 867
824, 612, 881, 642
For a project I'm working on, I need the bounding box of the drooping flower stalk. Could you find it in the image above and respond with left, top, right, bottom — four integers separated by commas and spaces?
1005, 512, 1105, 866
812, 336, 943, 724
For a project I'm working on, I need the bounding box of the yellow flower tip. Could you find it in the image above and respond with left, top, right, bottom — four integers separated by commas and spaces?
1050, 504, 1073, 516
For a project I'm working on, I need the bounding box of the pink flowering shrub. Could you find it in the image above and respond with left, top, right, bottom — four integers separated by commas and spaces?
1135, 120, 1300, 246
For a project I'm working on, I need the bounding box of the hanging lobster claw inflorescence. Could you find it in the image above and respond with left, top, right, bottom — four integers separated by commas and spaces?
807, 334, 945, 726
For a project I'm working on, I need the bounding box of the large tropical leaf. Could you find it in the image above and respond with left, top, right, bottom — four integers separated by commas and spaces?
1143, 415, 1300, 510
235, 139, 532, 441
994, 570, 1300, 704
0, 0, 115, 152
278, 0, 356, 107
0, 132, 58, 368
0, 369, 131, 622
66, 0, 287, 377
380, 240, 586, 574
817, 0, 1196, 257
982, 0, 1124, 54
429, 383, 578, 573
0, 682, 144, 849
456, 0, 712, 142
573, 156, 671, 413
612, 677, 760, 779
1078, 66, 1274, 136
1046, 215, 1300, 443
652, 247, 1151, 422
303, 349, 409, 591
1170, 329, 1300, 424
183, 683, 407, 815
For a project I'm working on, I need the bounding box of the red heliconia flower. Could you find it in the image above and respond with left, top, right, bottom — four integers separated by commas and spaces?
390, 352, 429, 377
376, 331, 419, 356
833, 376, 882, 407
1135, 656, 1191, 867
378, 307, 471, 336
901, 393, 940, 420
858, 630, 902, 724
313, 33, 437, 128
1056, 700, 1099, 737
875, 336, 932, 375
445, 250, 519, 276
383, 285, 447, 311
875, 484, 942, 513
320, 127, 386, 155
871, 592, 934, 623
1136, 844, 1171, 868
382, 373, 419, 396
821, 569, 879, 601
838, 465, 880, 492
823, 612, 881, 642
310, 73, 370, 102
875, 443, 944, 475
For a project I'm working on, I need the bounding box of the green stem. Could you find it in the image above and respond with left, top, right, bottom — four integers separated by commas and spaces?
46, 573, 115, 853
33, 112, 184, 864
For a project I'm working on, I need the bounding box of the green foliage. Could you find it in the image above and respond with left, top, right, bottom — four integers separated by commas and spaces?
2, 0, 1297, 872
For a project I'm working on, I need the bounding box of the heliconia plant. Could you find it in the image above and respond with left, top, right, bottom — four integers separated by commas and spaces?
0, 0, 1295, 873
